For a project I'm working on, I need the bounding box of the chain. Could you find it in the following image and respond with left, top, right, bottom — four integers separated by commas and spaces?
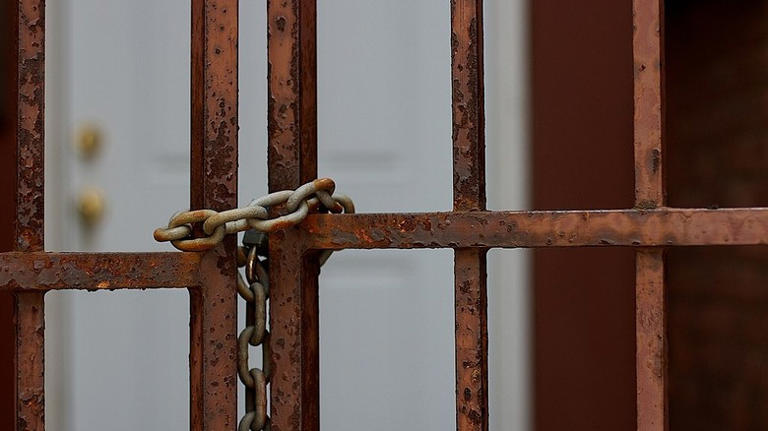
154, 178, 352, 430
237, 240, 271, 431
153, 178, 354, 252
235, 228, 337, 429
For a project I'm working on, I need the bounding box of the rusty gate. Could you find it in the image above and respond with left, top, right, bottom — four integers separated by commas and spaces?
2, 0, 767, 430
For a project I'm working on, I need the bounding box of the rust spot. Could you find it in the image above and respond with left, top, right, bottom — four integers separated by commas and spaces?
275, 15, 287, 32
650, 148, 661, 173
312, 177, 335, 191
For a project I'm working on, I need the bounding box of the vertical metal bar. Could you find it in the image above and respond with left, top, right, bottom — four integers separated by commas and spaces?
15, 293, 45, 431
0, 1, 47, 430
634, 0, 664, 208
267, 0, 317, 190
633, 1, 666, 430
452, 0, 486, 212
189, 1, 238, 429
454, 249, 489, 431
267, 1, 319, 430
635, 249, 666, 431
11, 0, 45, 253
451, 1, 488, 430
267, 228, 320, 431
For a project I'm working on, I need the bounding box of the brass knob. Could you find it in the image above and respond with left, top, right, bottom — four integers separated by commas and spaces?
77, 188, 106, 226
75, 125, 102, 159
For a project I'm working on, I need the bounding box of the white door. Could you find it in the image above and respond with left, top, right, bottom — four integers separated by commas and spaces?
44, 1, 529, 430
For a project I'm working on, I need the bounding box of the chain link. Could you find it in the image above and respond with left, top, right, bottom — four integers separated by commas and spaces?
154, 178, 354, 252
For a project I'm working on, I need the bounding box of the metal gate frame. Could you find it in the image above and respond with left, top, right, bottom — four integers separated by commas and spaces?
2, 0, 766, 430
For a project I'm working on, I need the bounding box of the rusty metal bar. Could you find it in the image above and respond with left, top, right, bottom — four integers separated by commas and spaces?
633, 0, 667, 430
1, 1, 48, 429
12, 0, 45, 254
267, 228, 321, 430
189, 0, 239, 429
302, 208, 768, 250
633, 1, 664, 208
451, 0, 488, 430
0, 253, 201, 291
452, 0, 486, 211
635, 249, 666, 430
267, 0, 318, 190
454, 249, 488, 430
267, 1, 320, 429
14, 292, 44, 431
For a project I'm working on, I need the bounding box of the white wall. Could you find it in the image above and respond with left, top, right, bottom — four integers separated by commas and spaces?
44, 1, 529, 429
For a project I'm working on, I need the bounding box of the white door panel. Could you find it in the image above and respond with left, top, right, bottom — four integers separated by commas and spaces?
317, 0, 453, 213
316, 3, 455, 429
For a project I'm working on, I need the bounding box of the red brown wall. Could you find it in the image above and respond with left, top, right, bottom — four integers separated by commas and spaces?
531, 1, 636, 430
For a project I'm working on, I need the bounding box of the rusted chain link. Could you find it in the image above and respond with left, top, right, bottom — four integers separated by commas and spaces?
153, 178, 354, 252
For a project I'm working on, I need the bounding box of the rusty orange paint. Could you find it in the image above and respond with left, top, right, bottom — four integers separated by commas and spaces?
267, 1, 320, 430
189, 0, 239, 430
451, 0, 488, 430
302, 209, 768, 250
0, 252, 201, 291
636, 249, 667, 431
311, 177, 334, 191
633, 0, 664, 208
454, 248, 488, 431
633, 0, 667, 430
4, 1, 47, 430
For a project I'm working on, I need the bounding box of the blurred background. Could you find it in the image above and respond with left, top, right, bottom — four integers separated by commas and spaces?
1, 0, 765, 430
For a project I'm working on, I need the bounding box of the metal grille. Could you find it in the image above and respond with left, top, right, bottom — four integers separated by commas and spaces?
1, 1, 765, 430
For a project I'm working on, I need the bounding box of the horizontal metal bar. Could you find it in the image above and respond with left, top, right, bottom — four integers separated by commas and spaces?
0, 252, 201, 291
302, 208, 768, 250
2, 207, 761, 291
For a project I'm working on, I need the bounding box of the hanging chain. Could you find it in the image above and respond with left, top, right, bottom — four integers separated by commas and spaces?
154, 178, 353, 430
153, 178, 354, 252
235, 224, 340, 429
237, 237, 271, 431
